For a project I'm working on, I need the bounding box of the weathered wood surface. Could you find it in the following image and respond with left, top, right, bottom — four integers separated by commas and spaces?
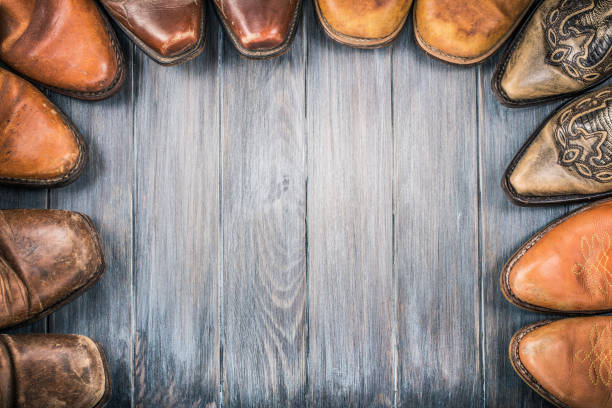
1, 5, 605, 407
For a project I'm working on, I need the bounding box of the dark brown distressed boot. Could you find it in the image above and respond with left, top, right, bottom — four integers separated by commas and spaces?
0, 209, 105, 330
0, 334, 111, 407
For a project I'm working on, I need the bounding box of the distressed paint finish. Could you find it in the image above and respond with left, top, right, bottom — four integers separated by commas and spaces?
306, 5, 394, 406
393, 21, 481, 407
221, 15, 308, 408
0, 8, 597, 407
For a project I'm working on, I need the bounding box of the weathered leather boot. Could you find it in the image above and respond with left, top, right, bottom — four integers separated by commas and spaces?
0, 209, 105, 330
503, 85, 612, 205
510, 317, 612, 408
0, 334, 111, 407
212, 0, 302, 58
315, 0, 412, 48
493, 0, 612, 107
501, 198, 612, 314
414, 0, 534, 64
0, 68, 87, 188
0, 0, 126, 100
100, 0, 206, 66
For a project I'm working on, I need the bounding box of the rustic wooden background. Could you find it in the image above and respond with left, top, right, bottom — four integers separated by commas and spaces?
0, 3, 590, 407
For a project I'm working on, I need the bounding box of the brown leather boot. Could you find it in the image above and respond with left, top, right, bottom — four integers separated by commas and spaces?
0, 68, 87, 188
0, 210, 105, 330
212, 0, 302, 58
510, 317, 612, 408
501, 198, 612, 314
100, 0, 206, 66
493, 0, 612, 107
414, 0, 534, 64
0, 334, 111, 407
0, 0, 126, 100
315, 0, 412, 49
502, 85, 612, 205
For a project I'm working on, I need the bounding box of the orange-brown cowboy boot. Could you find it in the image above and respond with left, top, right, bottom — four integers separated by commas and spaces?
0, 334, 111, 407
0, 210, 105, 329
511, 317, 612, 408
414, 0, 534, 64
315, 0, 412, 48
501, 198, 612, 314
493, 0, 612, 107
0, 0, 126, 100
100, 0, 206, 65
0, 68, 87, 188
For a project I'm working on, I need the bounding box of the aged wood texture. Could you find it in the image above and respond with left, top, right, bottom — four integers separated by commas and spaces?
393, 22, 481, 407
2, 8, 606, 407
220, 17, 307, 408
478, 56, 572, 408
306, 6, 394, 406
132, 24, 220, 407
46, 37, 134, 407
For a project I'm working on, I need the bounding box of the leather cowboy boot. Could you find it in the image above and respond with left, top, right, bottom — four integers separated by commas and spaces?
0, 334, 111, 407
315, 0, 412, 48
0, 209, 105, 330
0, 0, 126, 100
510, 317, 612, 408
501, 198, 612, 314
493, 0, 612, 107
212, 0, 302, 58
100, 0, 206, 66
0, 68, 87, 188
503, 85, 612, 205
414, 0, 534, 64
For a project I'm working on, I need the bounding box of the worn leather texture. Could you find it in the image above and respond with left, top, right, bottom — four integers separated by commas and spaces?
101, 0, 205, 64
414, 0, 533, 63
315, 0, 412, 47
504, 85, 612, 204
0, 334, 109, 408
213, 0, 301, 56
502, 198, 612, 313
0, 68, 86, 187
511, 317, 612, 408
0, 0, 125, 99
0, 210, 105, 329
495, 0, 612, 105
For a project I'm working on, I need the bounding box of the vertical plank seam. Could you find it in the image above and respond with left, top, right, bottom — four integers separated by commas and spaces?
390, 44, 398, 408
44, 188, 50, 334
217, 21, 226, 408
129, 41, 136, 408
303, 7, 311, 408
476, 65, 486, 408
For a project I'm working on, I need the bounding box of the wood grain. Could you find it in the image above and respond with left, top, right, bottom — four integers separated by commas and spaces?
47, 35, 134, 407
478, 56, 572, 408
393, 22, 481, 407
220, 18, 307, 407
306, 5, 394, 406
132, 21, 220, 407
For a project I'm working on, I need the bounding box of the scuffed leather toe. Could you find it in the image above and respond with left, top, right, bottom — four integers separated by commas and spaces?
316, 0, 412, 48
0, 334, 110, 408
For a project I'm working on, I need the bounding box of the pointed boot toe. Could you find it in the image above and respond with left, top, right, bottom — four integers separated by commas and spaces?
315, 0, 412, 49
511, 317, 612, 408
414, 0, 534, 64
0, 210, 105, 330
0, 68, 86, 188
503, 85, 612, 205
0, 0, 126, 100
213, 0, 302, 59
494, 0, 612, 107
0, 334, 110, 408
100, 0, 206, 66
501, 198, 612, 314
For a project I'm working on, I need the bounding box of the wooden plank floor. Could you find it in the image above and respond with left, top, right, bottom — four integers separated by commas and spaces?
0, 3, 599, 407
